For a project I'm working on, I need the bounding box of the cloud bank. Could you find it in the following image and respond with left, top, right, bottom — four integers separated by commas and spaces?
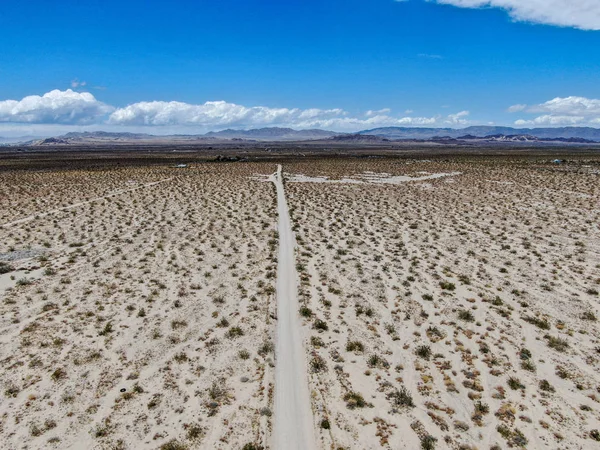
106, 100, 449, 130
0, 90, 113, 125
0, 90, 469, 132
510, 96, 600, 126
434, 0, 600, 30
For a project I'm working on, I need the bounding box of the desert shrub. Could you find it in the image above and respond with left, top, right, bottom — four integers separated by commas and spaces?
346, 340, 364, 353
343, 391, 367, 409
421, 435, 437, 450
258, 341, 274, 356
173, 352, 189, 363
545, 335, 569, 352
216, 317, 229, 328
51, 368, 66, 381
16, 277, 32, 286
208, 382, 228, 403
388, 386, 414, 408
147, 394, 162, 409
496, 425, 528, 447
226, 326, 244, 339
160, 440, 188, 450
426, 326, 444, 341
521, 360, 536, 372
313, 318, 328, 331
171, 319, 188, 329
299, 306, 312, 318
491, 296, 504, 306
0, 262, 15, 274
519, 348, 532, 360
458, 310, 475, 322
367, 354, 389, 369
582, 311, 597, 321
523, 315, 550, 330
320, 419, 330, 429
539, 379, 555, 392
311, 336, 324, 348
507, 377, 525, 390
241, 444, 264, 450
415, 345, 432, 360
98, 322, 113, 336
439, 281, 455, 291
93, 424, 111, 438
186, 424, 204, 440
310, 355, 327, 373
238, 349, 250, 360
475, 401, 490, 414
5, 385, 19, 398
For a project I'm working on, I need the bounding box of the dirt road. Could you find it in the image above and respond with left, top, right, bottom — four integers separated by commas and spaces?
271, 165, 316, 450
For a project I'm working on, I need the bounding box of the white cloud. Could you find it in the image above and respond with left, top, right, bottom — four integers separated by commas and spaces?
514, 115, 585, 126
527, 96, 600, 115
108, 100, 346, 128
434, 0, 600, 30
0, 89, 473, 132
445, 110, 470, 125
366, 108, 391, 117
108, 100, 457, 130
511, 96, 600, 126
0, 89, 113, 125
71, 78, 87, 88
507, 104, 526, 113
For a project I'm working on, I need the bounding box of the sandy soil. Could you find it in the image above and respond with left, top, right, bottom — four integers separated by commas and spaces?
1, 155, 599, 450
0, 162, 279, 449
285, 157, 600, 450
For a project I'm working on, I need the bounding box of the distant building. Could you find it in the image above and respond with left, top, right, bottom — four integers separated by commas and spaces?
552, 159, 563, 164
175, 164, 188, 168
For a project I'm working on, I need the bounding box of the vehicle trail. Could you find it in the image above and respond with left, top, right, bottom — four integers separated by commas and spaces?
0, 178, 173, 228
271, 164, 316, 450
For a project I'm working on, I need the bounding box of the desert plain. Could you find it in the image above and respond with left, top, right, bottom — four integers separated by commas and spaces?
0, 150, 599, 450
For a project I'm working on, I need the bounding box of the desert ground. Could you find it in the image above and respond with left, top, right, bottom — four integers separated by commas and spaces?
1, 151, 599, 449
0, 159, 280, 449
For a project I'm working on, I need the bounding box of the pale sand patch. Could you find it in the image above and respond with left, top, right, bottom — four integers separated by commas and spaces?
286, 171, 461, 185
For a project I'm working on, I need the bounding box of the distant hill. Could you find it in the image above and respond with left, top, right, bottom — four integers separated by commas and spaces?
28, 131, 211, 146
26, 128, 339, 146
62, 131, 153, 140
359, 126, 600, 141
0, 135, 45, 145
330, 134, 390, 143
203, 127, 338, 140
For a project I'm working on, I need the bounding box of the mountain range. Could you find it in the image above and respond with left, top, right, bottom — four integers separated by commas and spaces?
8, 126, 600, 146
358, 126, 600, 140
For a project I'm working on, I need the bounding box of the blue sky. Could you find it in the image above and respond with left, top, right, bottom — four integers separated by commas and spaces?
1, 0, 600, 136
